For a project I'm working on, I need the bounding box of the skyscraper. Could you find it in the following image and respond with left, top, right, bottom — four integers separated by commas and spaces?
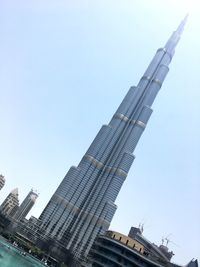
0, 188, 19, 217
0, 175, 5, 191
14, 189, 38, 221
39, 16, 187, 260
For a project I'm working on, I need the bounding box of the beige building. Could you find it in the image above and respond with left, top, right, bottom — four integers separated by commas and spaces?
0, 188, 19, 217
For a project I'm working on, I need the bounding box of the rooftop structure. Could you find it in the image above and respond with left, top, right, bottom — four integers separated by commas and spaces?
89, 229, 198, 267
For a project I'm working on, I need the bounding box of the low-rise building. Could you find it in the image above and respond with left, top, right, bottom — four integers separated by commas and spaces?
89, 228, 198, 267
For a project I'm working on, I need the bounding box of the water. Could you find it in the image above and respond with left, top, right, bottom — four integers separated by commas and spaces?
0, 238, 45, 267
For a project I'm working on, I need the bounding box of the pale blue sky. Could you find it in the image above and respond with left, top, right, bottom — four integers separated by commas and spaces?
0, 0, 199, 264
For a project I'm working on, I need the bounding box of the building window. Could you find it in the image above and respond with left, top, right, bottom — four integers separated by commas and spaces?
126, 240, 129, 245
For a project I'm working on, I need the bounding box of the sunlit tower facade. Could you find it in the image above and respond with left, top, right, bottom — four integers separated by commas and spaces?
39, 17, 187, 260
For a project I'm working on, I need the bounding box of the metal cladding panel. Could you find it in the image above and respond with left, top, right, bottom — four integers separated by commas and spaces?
137, 105, 153, 124
86, 125, 112, 157
65, 200, 117, 257
55, 166, 80, 198
82, 201, 117, 257
122, 125, 144, 153
157, 64, 170, 81
118, 152, 135, 173
143, 49, 166, 78
115, 86, 138, 115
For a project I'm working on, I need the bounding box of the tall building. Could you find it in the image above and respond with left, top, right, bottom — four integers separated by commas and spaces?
0, 188, 19, 217
0, 175, 5, 191
14, 189, 38, 221
39, 16, 187, 261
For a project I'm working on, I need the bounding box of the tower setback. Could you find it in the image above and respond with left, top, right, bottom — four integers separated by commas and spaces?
39, 16, 187, 260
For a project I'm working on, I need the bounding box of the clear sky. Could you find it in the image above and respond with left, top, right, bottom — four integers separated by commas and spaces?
0, 0, 199, 264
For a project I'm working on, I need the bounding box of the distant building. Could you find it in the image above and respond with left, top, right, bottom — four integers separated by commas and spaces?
14, 189, 38, 221
0, 188, 19, 217
89, 228, 199, 267
0, 175, 5, 190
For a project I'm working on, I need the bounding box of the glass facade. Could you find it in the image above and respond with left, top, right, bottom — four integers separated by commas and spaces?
14, 190, 38, 221
38, 17, 187, 260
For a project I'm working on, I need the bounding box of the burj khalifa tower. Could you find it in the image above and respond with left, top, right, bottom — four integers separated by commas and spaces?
39, 16, 187, 260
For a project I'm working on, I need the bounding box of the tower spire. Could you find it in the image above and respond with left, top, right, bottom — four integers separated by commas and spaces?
176, 14, 188, 35
165, 15, 188, 54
